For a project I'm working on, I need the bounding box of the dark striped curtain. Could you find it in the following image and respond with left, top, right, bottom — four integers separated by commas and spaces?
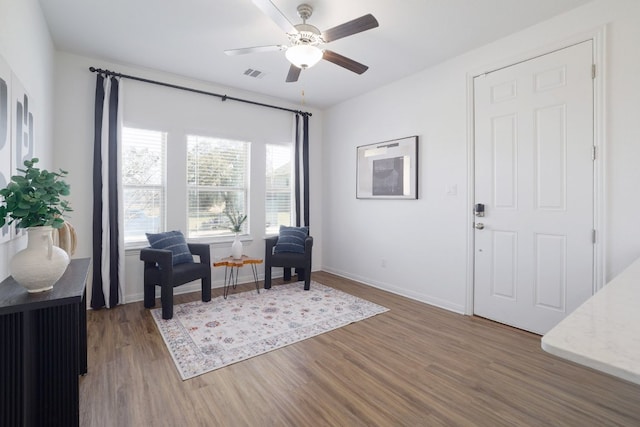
91, 74, 123, 309
294, 113, 310, 227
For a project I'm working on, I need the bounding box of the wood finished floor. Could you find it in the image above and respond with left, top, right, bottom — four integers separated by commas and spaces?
80, 272, 640, 426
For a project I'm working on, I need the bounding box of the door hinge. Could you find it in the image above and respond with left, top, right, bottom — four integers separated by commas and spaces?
592, 229, 597, 244
592, 146, 597, 160
592, 64, 596, 79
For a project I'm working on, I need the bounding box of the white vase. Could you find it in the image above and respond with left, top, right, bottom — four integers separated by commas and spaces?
231, 233, 243, 259
10, 226, 70, 293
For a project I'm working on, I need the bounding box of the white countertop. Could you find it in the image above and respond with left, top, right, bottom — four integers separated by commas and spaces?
541, 257, 640, 385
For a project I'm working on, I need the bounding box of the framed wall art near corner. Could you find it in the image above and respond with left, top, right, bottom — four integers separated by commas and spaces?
356, 135, 418, 199
10, 72, 35, 239
12, 73, 35, 175
0, 54, 11, 243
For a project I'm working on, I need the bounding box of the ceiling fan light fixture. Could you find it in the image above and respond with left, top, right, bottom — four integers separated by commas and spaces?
285, 44, 323, 69
226, 1, 379, 82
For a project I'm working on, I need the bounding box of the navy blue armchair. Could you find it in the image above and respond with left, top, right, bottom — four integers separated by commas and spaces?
264, 235, 313, 290
140, 243, 211, 319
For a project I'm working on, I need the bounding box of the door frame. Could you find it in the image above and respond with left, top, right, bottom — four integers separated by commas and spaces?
464, 27, 607, 316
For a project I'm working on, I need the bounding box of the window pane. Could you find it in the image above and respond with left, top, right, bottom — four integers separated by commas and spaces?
123, 188, 163, 242
266, 144, 292, 234
122, 127, 166, 243
122, 128, 164, 185
187, 190, 246, 237
187, 135, 249, 238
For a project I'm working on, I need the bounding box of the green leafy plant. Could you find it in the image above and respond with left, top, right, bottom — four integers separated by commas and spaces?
225, 209, 247, 233
0, 158, 72, 229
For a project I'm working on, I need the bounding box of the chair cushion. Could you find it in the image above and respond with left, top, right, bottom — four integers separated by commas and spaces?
146, 230, 194, 265
274, 226, 309, 254
171, 262, 210, 286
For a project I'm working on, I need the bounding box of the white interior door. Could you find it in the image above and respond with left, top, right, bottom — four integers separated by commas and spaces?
473, 41, 594, 335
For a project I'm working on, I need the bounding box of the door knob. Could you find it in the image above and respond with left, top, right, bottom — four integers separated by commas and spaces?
474, 223, 484, 230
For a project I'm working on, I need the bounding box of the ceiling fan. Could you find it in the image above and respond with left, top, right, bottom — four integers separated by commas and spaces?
224, 0, 379, 82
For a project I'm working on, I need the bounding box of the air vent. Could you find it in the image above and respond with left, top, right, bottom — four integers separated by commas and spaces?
243, 68, 266, 79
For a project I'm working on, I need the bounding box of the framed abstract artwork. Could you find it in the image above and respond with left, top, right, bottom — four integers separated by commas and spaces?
12, 73, 35, 175
356, 135, 418, 199
11, 73, 35, 239
0, 55, 11, 243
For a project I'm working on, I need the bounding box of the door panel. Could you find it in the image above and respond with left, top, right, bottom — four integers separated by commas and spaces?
534, 233, 566, 310
474, 41, 594, 335
536, 105, 566, 210
492, 231, 517, 299
492, 114, 517, 209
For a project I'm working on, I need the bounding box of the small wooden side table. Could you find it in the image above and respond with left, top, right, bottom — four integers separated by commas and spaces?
213, 255, 263, 298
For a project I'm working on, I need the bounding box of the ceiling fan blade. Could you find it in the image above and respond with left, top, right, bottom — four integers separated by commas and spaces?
286, 65, 301, 83
252, 0, 297, 34
322, 14, 379, 43
323, 50, 369, 74
224, 45, 286, 56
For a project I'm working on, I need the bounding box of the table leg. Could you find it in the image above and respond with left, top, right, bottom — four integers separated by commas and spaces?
251, 264, 260, 294
232, 266, 239, 291
219, 262, 261, 298
223, 266, 230, 299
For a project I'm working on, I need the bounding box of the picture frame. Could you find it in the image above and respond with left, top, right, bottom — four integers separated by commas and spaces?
10, 73, 35, 239
0, 54, 11, 243
12, 73, 35, 176
356, 135, 418, 199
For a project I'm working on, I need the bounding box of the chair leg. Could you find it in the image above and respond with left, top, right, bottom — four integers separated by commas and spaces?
265, 266, 272, 289
303, 269, 311, 290
144, 281, 156, 308
296, 268, 305, 282
161, 284, 174, 320
283, 268, 292, 281
201, 275, 211, 302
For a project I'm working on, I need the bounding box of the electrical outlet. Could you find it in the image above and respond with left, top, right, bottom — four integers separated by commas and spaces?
381, 259, 387, 268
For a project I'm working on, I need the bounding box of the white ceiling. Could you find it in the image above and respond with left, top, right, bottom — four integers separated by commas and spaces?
39, 0, 593, 109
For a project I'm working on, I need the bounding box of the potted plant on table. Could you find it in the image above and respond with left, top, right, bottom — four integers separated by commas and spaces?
0, 158, 73, 292
225, 209, 246, 259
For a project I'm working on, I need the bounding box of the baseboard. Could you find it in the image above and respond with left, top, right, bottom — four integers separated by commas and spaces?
321, 266, 466, 315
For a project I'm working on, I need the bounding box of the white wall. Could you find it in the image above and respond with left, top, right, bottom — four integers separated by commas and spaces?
0, 0, 55, 280
53, 52, 323, 302
6, 0, 639, 315
321, 0, 640, 313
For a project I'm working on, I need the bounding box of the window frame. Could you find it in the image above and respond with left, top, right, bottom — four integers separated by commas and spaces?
265, 142, 294, 235
186, 134, 251, 239
121, 126, 167, 247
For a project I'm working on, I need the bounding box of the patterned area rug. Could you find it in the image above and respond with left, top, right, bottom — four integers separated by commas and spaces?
151, 281, 389, 380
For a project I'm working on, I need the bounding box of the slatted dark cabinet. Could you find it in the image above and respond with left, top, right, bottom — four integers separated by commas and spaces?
0, 258, 89, 427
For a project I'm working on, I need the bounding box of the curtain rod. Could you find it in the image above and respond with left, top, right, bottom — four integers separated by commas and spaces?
89, 67, 312, 117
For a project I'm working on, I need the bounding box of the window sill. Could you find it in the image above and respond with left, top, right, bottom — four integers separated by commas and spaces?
125, 234, 255, 252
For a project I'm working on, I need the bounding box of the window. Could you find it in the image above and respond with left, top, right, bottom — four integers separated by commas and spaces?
265, 144, 293, 234
187, 135, 250, 238
122, 127, 166, 244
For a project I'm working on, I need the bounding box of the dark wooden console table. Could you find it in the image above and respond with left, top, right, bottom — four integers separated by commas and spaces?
0, 257, 90, 427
